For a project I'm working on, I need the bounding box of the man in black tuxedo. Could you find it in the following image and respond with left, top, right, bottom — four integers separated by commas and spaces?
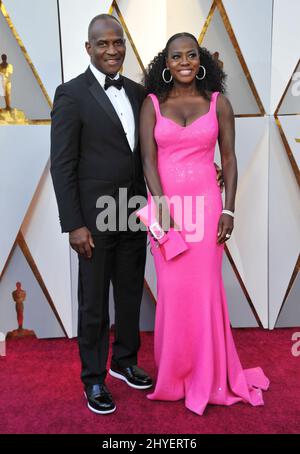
50, 14, 152, 415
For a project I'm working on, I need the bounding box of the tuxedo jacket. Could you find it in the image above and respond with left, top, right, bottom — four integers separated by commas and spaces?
50, 67, 147, 234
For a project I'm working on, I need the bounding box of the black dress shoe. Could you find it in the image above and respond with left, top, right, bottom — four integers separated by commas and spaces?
109, 363, 153, 389
84, 384, 116, 415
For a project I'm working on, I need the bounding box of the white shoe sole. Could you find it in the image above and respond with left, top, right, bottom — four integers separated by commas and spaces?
84, 392, 116, 415
109, 369, 153, 390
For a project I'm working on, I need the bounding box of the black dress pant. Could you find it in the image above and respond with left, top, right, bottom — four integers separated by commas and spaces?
77, 229, 147, 386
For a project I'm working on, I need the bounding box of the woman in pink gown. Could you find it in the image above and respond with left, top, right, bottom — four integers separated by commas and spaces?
140, 33, 269, 415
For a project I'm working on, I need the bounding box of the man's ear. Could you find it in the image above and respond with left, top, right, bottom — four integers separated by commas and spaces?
85, 41, 91, 56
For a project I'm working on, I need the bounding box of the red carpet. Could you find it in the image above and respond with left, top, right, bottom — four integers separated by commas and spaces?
0, 328, 299, 434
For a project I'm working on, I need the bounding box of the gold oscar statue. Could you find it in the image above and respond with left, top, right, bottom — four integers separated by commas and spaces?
6, 282, 36, 339
0, 53, 27, 124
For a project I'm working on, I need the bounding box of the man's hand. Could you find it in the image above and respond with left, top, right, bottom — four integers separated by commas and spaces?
214, 163, 224, 192
69, 227, 95, 259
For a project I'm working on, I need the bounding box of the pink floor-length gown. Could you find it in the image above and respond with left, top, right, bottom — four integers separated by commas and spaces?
146, 92, 269, 415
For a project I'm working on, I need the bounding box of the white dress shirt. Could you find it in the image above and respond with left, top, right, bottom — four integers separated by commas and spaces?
89, 63, 136, 152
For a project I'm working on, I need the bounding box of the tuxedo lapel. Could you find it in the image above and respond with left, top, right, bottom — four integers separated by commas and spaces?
85, 68, 140, 150
86, 68, 125, 135
123, 78, 139, 149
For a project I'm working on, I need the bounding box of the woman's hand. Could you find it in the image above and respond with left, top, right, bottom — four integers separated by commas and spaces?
214, 163, 224, 192
158, 204, 179, 231
217, 213, 234, 244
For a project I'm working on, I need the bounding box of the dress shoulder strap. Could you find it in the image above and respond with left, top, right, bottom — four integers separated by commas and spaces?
211, 91, 220, 113
147, 93, 161, 118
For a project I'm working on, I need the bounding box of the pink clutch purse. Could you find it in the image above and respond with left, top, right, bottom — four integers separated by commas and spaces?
135, 200, 188, 261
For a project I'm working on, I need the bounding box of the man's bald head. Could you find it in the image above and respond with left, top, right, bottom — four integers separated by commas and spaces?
88, 14, 123, 42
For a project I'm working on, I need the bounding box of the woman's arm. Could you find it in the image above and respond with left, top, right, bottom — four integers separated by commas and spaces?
139, 97, 173, 229
140, 97, 163, 198
216, 94, 238, 244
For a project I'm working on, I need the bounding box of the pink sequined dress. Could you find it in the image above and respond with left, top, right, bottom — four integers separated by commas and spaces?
146, 92, 269, 415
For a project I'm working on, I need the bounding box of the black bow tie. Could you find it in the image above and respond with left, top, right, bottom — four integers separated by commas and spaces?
104, 75, 124, 91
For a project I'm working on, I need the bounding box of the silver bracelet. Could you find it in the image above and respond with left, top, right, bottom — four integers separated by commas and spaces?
222, 209, 235, 218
